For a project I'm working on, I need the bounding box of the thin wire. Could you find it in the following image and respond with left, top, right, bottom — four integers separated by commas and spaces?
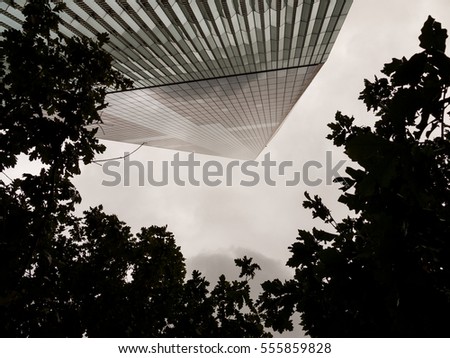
87, 113, 146, 165
91, 142, 147, 164
96, 122, 106, 136
0, 142, 143, 181
1, 171, 13, 182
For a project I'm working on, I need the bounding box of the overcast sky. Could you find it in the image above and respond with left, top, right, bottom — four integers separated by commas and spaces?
5, 0, 450, 337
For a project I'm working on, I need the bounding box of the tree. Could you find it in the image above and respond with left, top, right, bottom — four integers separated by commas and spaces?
1, 206, 267, 337
0, 1, 267, 337
0, 0, 131, 307
171, 256, 268, 338
259, 16, 450, 337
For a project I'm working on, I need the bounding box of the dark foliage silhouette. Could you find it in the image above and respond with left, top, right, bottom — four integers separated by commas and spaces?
0, 1, 267, 337
259, 16, 450, 337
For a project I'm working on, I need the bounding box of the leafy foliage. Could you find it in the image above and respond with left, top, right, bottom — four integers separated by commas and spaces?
0, 0, 131, 303
259, 16, 450, 337
0, 1, 268, 337
1, 206, 267, 337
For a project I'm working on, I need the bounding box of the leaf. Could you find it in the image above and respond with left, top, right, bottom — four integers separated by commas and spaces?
333, 176, 354, 191
318, 247, 344, 268
326, 112, 355, 146
235, 256, 261, 279
302, 192, 332, 223
311, 228, 337, 243
419, 16, 448, 52
345, 132, 385, 164
359, 77, 391, 112
382, 57, 404, 76
391, 53, 427, 86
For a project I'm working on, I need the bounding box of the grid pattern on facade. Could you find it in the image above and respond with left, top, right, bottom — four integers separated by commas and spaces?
100, 65, 320, 159
1, 0, 351, 88
0, 0, 352, 159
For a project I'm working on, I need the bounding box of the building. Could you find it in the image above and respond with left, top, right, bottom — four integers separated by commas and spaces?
0, 0, 352, 159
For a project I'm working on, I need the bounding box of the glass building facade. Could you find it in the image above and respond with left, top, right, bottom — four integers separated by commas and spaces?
1, 0, 352, 159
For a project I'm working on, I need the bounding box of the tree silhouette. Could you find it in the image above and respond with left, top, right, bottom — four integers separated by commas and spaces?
0, 0, 131, 308
1, 206, 267, 337
259, 16, 450, 337
0, 1, 268, 337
